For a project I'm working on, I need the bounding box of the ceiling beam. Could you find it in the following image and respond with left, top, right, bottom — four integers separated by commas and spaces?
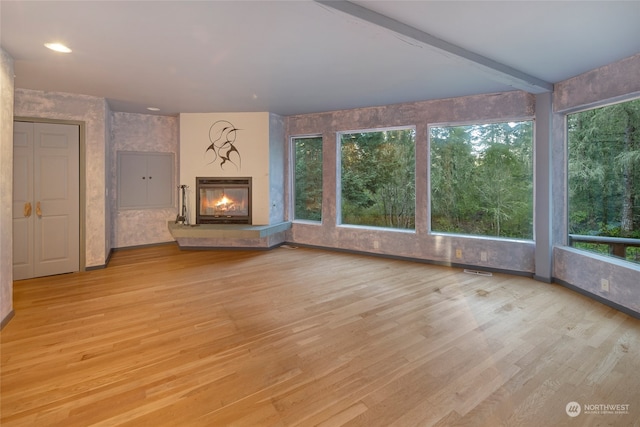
315, 0, 553, 94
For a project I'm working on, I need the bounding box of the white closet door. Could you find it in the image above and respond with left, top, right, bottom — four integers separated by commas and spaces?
13, 121, 80, 280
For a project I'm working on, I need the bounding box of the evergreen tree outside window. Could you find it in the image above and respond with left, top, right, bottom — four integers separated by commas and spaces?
429, 121, 534, 239
567, 98, 640, 264
292, 135, 323, 221
339, 127, 415, 229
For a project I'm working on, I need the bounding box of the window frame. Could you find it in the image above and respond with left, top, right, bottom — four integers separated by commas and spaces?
427, 117, 536, 242
337, 125, 417, 232
290, 134, 324, 224
565, 96, 640, 264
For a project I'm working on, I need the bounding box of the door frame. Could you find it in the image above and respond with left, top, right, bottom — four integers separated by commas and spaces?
14, 117, 86, 272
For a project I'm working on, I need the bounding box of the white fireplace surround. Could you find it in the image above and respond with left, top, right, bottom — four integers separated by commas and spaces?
178, 112, 285, 226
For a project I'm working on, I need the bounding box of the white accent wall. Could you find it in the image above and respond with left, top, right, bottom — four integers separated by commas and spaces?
179, 112, 285, 225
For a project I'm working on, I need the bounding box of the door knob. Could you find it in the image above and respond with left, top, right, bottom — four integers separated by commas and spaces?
24, 202, 32, 217
36, 201, 42, 217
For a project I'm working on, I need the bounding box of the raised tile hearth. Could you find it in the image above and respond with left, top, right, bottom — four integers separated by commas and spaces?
168, 221, 291, 249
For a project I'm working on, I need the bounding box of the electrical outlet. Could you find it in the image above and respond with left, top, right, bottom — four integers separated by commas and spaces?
600, 278, 610, 292
480, 251, 488, 262
455, 248, 462, 259
373, 240, 380, 249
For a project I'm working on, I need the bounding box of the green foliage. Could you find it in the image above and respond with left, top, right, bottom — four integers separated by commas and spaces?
568, 98, 640, 263
627, 247, 640, 263
430, 121, 534, 239
293, 136, 323, 221
341, 129, 415, 229
574, 242, 610, 256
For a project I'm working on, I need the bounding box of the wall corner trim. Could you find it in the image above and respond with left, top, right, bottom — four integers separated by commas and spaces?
533, 274, 553, 284
1, 309, 15, 330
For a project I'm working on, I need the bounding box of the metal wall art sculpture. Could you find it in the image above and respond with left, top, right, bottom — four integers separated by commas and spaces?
206, 120, 242, 170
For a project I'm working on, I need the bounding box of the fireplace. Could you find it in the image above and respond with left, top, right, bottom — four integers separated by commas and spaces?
196, 177, 252, 224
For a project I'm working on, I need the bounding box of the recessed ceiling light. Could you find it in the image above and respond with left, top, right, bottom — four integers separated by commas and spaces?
147, 107, 160, 111
44, 43, 72, 53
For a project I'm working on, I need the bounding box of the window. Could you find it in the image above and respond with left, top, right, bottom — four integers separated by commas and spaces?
568, 98, 640, 264
339, 127, 415, 229
429, 121, 533, 239
292, 135, 323, 221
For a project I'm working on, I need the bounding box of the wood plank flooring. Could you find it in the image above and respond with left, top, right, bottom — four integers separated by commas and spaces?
2, 244, 639, 426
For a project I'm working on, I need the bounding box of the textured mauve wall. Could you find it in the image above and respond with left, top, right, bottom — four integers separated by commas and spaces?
552, 54, 640, 314
554, 53, 640, 113
286, 91, 536, 273
554, 248, 640, 313
1, 48, 15, 325
269, 113, 286, 225
14, 89, 109, 268
110, 112, 179, 248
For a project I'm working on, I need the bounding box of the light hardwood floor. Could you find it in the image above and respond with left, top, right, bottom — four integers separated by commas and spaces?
1, 244, 639, 426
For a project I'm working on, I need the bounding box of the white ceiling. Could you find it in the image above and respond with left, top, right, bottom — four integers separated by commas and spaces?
2, 1, 639, 116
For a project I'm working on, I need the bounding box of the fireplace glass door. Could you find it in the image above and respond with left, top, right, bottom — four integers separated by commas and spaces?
196, 177, 251, 224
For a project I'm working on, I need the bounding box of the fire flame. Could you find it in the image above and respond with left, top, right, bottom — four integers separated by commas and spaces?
215, 195, 233, 207
201, 191, 246, 215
